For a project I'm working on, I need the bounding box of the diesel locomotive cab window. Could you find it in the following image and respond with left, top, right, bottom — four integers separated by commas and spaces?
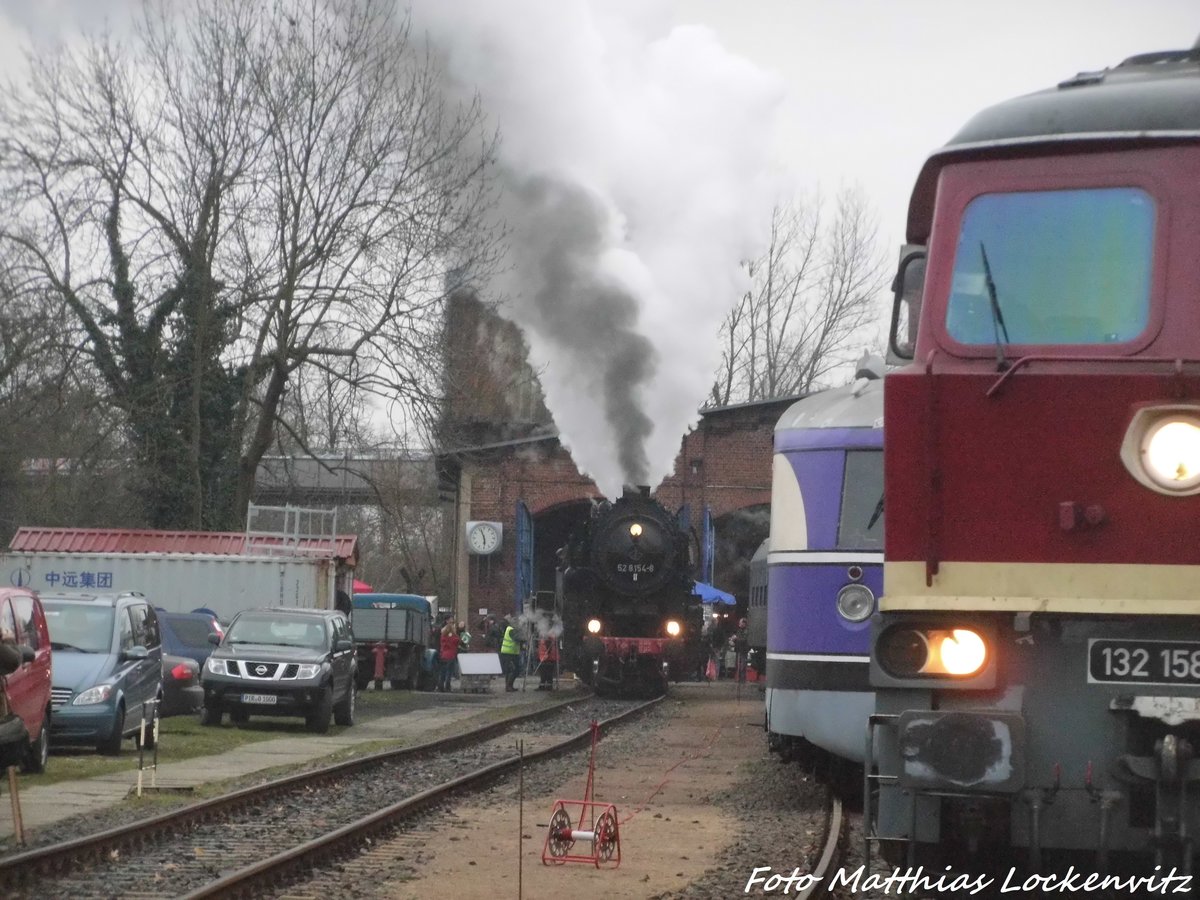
945, 187, 1154, 347
838, 450, 884, 550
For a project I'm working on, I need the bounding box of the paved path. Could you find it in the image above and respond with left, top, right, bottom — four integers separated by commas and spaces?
0, 682, 577, 839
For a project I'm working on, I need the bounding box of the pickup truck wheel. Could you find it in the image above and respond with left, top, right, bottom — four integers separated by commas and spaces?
200, 704, 223, 726
21, 714, 49, 774
333, 682, 355, 726
97, 705, 125, 756
306, 686, 333, 734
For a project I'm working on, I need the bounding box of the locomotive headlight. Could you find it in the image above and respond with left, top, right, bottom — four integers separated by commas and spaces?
629, 523, 643, 537
878, 628, 929, 676
836, 583, 875, 623
1141, 416, 1200, 491
936, 629, 988, 676
1121, 406, 1200, 496
665, 619, 681, 637
877, 626, 989, 678
587, 618, 602, 634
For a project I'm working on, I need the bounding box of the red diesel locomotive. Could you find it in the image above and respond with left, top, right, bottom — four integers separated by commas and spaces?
868, 44, 1200, 871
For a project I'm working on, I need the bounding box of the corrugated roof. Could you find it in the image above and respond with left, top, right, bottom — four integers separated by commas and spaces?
9, 527, 358, 562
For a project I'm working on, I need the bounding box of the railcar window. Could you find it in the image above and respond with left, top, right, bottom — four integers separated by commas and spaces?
945, 187, 1154, 347
837, 450, 884, 550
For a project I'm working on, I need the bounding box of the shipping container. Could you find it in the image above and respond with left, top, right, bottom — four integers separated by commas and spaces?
0, 552, 336, 624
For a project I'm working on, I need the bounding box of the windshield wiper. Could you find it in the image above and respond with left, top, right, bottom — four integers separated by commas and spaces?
867, 494, 884, 530
979, 242, 1010, 372
51, 641, 91, 652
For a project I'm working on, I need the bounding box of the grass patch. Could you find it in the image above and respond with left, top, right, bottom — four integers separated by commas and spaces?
25, 714, 352, 788
24, 684, 578, 789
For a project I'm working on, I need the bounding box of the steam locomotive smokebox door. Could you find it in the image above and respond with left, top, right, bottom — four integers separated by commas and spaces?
896, 710, 1025, 793
590, 493, 679, 597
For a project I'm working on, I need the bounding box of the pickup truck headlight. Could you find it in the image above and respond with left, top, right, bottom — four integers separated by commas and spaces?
206, 657, 232, 676
73, 684, 114, 705
295, 663, 322, 679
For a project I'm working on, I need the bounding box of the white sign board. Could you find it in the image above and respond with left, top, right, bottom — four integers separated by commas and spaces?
458, 654, 503, 676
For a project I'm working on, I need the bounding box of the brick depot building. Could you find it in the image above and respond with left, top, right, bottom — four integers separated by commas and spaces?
437, 396, 797, 625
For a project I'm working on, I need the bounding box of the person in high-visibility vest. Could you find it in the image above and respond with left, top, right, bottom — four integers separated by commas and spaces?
499, 617, 522, 692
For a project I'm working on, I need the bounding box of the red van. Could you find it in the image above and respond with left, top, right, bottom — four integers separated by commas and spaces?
0, 588, 53, 772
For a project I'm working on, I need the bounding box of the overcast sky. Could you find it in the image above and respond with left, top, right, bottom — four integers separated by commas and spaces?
2, 0, 1194, 255
1, 0, 1197, 467
678, 0, 1199, 251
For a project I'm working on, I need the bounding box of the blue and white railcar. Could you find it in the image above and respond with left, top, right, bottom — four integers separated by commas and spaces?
766, 372, 883, 762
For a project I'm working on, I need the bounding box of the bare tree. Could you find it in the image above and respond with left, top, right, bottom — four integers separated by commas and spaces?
710, 187, 888, 405
277, 363, 374, 454
0, 255, 134, 538
333, 461, 450, 601
0, 0, 497, 530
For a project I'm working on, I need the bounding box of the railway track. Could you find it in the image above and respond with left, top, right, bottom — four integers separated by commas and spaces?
1, 695, 659, 898
800, 787, 846, 900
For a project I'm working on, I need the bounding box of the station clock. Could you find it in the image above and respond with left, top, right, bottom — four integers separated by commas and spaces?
465, 521, 503, 555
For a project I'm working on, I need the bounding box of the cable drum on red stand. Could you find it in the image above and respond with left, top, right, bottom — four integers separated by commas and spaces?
540, 720, 622, 868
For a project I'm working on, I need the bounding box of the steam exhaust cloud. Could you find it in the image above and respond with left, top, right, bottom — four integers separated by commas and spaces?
411, 0, 784, 498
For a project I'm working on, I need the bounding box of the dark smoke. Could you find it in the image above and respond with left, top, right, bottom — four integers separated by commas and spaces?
512, 176, 655, 488
410, 0, 784, 498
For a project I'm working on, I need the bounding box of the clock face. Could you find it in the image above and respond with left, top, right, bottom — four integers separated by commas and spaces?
469, 523, 500, 554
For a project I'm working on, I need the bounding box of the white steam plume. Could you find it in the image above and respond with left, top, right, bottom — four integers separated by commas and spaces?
411, 0, 783, 498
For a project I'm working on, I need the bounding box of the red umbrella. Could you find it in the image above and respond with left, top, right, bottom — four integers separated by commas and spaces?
352, 578, 374, 593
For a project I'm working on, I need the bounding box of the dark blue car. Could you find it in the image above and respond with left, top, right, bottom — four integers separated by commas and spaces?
158, 610, 224, 669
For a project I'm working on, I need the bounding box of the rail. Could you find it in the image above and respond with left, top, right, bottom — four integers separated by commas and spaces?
182, 698, 660, 898
0, 693, 601, 888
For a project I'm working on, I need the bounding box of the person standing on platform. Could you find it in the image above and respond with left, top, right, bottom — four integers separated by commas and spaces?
536, 635, 559, 690
437, 621, 460, 692
500, 616, 522, 692
457, 621, 471, 653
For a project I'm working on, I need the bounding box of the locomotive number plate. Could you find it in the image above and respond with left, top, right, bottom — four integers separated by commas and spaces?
241, 693, 277, 705
1088, 639, 1200, 686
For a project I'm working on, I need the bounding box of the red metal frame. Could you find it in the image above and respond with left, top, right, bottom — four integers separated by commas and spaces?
540, 720, 621, 868
598, 636, 669, 655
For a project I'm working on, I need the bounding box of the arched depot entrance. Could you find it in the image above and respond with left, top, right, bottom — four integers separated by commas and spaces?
710, 503, 771, 612
441, 396, 791, 625
518, 497, 762, 615
526, 499, 595, 602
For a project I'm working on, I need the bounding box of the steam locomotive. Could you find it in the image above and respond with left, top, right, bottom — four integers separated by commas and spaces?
559, 488, 702, 697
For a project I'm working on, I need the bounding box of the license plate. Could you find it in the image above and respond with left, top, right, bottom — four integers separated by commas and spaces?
1088, 639, 1200, 686
241, 693, 278, 705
